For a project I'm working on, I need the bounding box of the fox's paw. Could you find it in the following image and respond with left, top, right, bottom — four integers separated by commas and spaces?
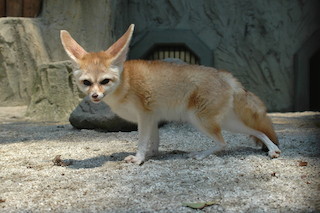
124, 155, 144, 165
268, 149, 281, 158
189, 151, 210, 160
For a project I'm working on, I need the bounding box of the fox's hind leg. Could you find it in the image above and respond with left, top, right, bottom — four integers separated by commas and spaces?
221, 110, 281, 158
188, 115, 227, 160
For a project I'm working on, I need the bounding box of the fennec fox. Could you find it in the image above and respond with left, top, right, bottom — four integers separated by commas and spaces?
60, 24, 280, 165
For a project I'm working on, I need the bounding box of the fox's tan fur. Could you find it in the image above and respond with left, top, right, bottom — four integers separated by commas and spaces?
60, 24, 280, 164
233, 90, 279, 147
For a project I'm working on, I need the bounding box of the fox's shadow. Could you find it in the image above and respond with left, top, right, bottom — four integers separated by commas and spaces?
65, 152, 132, 169
66, 150, 189, 169
65, 147, 267, 169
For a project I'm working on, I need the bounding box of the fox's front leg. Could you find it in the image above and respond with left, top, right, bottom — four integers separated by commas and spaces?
124, 115, 159, 165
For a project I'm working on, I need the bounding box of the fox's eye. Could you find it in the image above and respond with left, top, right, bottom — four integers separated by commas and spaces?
100, 79, 110, 85
83, 80, 92, 86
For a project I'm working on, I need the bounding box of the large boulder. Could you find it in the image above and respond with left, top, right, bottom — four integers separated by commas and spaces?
69, 96, 137, 132
26, 61, 81, 121
0, 18, 49, 106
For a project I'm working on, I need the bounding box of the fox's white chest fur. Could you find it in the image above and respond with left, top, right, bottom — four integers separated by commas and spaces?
60, 24, 281, 165
104, 97, 139, 123
108, 102, 188, 123
105, 94, 190, 124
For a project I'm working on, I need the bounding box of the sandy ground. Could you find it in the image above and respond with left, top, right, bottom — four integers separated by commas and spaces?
0, 106, 319, 212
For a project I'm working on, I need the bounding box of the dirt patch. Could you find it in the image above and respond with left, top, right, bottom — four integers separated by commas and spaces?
0, 107, 319, 212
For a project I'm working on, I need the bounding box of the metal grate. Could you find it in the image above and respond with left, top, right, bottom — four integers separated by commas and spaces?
145, 45, 200, 65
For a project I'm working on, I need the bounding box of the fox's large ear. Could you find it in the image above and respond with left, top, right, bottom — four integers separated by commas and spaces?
60, 30, 88, 63
105, 24, 135, 67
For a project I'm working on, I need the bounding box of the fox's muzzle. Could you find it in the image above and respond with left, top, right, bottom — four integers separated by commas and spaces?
90, 92, 103, 103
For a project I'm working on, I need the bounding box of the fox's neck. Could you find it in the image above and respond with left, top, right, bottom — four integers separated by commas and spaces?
104, 60, 134, 105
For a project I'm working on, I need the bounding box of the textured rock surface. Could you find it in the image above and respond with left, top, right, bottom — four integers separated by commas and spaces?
128, 0, 320, 111
69, 96, 137, 131
39, 0, 127, 62
26, 61, 80, 121
0, 18, 49, 106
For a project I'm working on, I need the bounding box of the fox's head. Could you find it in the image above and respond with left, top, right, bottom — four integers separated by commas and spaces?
60, 24, 134, 103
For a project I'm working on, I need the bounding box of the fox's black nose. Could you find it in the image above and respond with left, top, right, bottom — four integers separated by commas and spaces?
92, 93, 99, 99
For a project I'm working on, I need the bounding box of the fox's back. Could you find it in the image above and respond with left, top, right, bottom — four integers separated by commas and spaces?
124, 60, 239, 93
110, 60, 242, 121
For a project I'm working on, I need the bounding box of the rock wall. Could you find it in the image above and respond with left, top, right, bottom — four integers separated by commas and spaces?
0, 18, 49, 106
39, 0, 128, 62
0, 0, 319, 121
25, 61, 81, 121
127, 0, 320, 111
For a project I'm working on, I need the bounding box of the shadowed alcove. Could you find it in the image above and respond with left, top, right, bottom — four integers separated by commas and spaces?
294, 29, 320, 111
129, 30, 214, 67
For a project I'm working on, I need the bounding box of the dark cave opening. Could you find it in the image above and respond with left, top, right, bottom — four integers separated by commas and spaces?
309, 49, 320, 111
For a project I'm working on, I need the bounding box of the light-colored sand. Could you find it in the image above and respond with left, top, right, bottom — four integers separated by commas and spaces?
0, 107, 319, 212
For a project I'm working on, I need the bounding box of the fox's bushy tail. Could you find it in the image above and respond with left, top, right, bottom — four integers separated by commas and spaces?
233, 90, 279, 149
